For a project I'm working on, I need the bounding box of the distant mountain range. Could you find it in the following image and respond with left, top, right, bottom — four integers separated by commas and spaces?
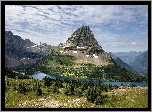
109, 53, 137, 74
128, 50, 148, 75
112, 51, 148, 75
112, 51, 144, 64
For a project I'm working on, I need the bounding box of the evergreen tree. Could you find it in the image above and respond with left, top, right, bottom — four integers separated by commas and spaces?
36, 84, 42, 96
43, 76, 52, 87
18, 83, 27, 94
52, 82, 60, 93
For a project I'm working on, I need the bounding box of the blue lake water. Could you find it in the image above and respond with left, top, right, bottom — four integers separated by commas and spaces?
29, 72, 148, 87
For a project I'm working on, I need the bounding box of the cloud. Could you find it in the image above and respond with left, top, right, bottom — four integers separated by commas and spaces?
5, 5, 148, 52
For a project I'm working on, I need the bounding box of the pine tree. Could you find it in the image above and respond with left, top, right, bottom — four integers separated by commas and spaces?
36, 84, 42, 96
52, 82, 60, 93
18, 83, 27, 94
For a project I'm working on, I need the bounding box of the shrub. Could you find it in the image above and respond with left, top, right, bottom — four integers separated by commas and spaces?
64, 83, 74, 95
52, 83, 60, 93
131, 83, 137, 87
75, 88, 83, 97
86, 87, 97, 103
36, 85, 42, 96
18, 83, 27, 94
94, 95, 103, 105
43, 76, 52, 87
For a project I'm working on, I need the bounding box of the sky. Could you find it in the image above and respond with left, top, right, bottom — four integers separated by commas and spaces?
5, 5, 148, 52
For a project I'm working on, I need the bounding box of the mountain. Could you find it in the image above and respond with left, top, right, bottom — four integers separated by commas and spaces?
129, 50, 148, 75
109, 53, 137, 73
112, 51, 144, 64
5, 31, 44, 69
58, 26, 111, 66
15, 26, 147, 82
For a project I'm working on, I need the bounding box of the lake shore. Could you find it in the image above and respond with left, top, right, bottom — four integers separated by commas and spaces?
30, 72, 147, 87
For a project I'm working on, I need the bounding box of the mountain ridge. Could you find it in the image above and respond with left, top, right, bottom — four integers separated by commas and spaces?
112, 51, 144, 64
109, 53, 137, 74
129, 50, 148, 75
5, 31, 43, 69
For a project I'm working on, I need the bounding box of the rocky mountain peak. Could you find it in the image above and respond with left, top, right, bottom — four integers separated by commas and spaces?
60, 26, 111, 66
62, 26, 104, 56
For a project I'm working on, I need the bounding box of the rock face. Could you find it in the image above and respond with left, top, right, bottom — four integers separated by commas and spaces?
64, 26, 104, 55
60, 26, 111, 65
5, 31, 43, 69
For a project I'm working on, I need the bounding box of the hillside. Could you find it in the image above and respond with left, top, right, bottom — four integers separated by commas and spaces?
5, 31, 57, 69
18, 49, 147, 82
129, 50, 148, 75
109, 53, 137, 74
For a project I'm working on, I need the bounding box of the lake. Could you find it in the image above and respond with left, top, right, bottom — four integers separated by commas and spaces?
29, 72, 148, 87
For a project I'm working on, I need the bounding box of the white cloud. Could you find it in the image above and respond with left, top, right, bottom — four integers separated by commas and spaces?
131, 42, 136, 45
5, 5, 148, 52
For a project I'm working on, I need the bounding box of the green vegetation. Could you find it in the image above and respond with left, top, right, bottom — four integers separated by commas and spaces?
5, 74, 148, 108
5, 50, 148, 108
15, 52, 147, 82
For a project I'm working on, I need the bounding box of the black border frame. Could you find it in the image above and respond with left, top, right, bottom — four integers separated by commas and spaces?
1, 1, 151, 111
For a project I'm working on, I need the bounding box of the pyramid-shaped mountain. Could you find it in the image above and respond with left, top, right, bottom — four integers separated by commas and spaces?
59, 26, 111, 65
66, 26, 104, 54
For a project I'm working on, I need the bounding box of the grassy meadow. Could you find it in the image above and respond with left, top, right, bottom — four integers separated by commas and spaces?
5, 76, 148, 108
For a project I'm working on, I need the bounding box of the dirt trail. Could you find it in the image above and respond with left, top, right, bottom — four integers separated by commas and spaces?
108, 86, 148, 94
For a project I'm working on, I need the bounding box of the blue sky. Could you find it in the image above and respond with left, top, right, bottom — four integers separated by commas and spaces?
5, 5, 148, 52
